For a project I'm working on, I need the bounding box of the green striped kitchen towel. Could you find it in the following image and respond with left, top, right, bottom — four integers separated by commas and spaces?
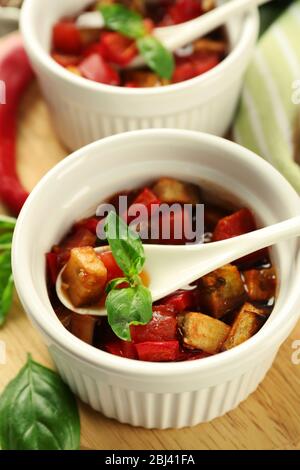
233, 0, 300, 192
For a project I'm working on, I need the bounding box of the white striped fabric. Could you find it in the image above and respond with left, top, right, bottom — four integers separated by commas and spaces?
233, 0, 300, 192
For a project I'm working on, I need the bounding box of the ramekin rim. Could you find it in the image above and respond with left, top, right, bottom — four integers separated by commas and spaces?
20, 0, 259, 97
12, 129, 300, 377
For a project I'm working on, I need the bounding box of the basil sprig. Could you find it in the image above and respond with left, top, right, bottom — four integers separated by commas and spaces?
0, 355, 80, 450
99, 4, 175, 80
104, 211, 152, 341
0, 216, 16, 327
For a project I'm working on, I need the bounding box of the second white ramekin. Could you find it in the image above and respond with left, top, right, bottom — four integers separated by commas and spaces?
12, 130, 300, 428
20, 0, 259, 150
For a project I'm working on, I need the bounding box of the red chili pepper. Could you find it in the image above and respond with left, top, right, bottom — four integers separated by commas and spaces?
0, 34, 34, 215
136, 341, 180, 362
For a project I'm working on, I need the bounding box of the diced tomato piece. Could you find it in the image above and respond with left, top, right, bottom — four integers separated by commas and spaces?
193, 52, 220, 75
46, 252, 59, 285
130, 309, 177, 343
100, 32, 138, 66
173, 52, 219, 83
100, 251, 124, 282
172, 62, 197, 83
213, 208, 257, 241
168, 0, 202, 24
82, 42, 106, 58
127, 187, 161, 223
51, 53, 81, 67
162, 290, 195, 312
78, 54, 120, 85
136, 341, 179, 362
152, 305, 177, 317
74, 217, 100, 234
212, 208, 268, 265
53, 21, 82, 55
105, 339, 137, 359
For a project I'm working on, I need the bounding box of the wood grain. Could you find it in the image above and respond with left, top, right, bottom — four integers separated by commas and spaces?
1, 82, 300, 450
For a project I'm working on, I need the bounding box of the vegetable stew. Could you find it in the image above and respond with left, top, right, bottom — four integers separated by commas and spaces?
51, 0, 228, 87
46, 177, 276, 362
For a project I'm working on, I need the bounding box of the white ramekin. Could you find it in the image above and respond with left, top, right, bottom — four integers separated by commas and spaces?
20, 0, 259, 151
12, 130, 300, 429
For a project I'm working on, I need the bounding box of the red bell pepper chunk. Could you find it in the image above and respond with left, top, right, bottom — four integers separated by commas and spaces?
194, 52, 220, 75
177, 349, 210, 361
172, 62, 197, 83
130, 309, 177, 343
105, 339, 137, 359
173, 52, 219, 83
136, 341, 180, 362
212, 208, 268, 264
46, 252, 59, 285
162, 290, 195, 313
78, 53, 120, 85
168, 0, 203, 24
74, 217, 100, 234
100, 32, 138, 66
100, 251, 124, 282
52, 21, 82, 55
127, 187, 161, 223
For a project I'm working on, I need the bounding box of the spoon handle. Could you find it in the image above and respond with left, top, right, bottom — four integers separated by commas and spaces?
160, 0, 272, 52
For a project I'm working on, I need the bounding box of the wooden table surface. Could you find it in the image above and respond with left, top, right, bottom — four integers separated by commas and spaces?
1, 82, 300, 450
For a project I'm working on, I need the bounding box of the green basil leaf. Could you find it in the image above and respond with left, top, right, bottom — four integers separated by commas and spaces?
105, 277, 128, 294
0, 232, 13, 250
105, 211, 145, 278
137, 35, 175, 79
106, 285, 152, 341
100, 4, 146, 39
0, 215, 16, 231
0, 250, 14, 327
0, 355, 80, 450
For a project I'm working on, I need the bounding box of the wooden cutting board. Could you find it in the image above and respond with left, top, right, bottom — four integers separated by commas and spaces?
0, 81, 300, 451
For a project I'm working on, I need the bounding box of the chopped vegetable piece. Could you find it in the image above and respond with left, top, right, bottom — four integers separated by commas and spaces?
101, 32, 138, 66
167, 0, 203, 24
198, 264, 246, 318
99, 250, 124, 282
243, 267, 276, 302
182, 312, 230, 354
136, 340, 179, 361
212, 208, 268, 265
62, 247, 107, 307
105, 338, 137, 359
54, 227, 96, 266
162, 290, 195, 313
222, 303, 265, 351
51, 53, 81, 67
79, 54, 120, 85
131, 187, 160, 212
193, 38, 227, 54
74, 217, 100, 234
53, 21, 82, 55
130, 308, 177, 342
123, 69, 161, 87
152, 177, 201, 204
70, 313, 98, 345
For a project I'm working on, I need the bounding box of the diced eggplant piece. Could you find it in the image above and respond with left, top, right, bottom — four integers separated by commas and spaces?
222, 303, 265, 351
198, 264, 246, 318
152, 177, 201, 204
182, 312, 230, 354
243, 267, 276, 302
62, 247, 107, 307
70, 313, 98, 345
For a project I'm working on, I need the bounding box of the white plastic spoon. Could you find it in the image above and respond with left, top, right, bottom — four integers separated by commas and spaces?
56, 215, 300, 316
76, 0, 272, 67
